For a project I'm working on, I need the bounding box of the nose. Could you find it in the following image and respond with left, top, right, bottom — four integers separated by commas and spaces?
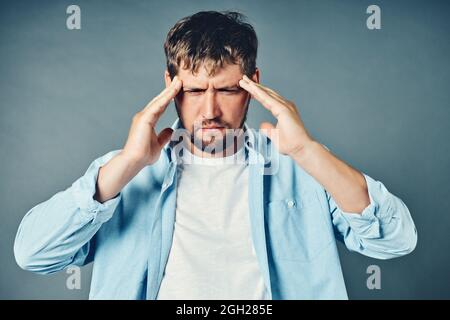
201, 90, 222, 120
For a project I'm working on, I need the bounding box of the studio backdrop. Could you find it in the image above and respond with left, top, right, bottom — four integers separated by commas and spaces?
1, 0, 449, 299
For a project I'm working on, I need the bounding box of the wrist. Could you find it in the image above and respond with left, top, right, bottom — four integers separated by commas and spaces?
290, 139, 322, 166
118, 151, 146, 173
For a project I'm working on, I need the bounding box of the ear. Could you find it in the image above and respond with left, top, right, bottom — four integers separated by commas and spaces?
164, 70, 172, 88
251, 67, 260, 84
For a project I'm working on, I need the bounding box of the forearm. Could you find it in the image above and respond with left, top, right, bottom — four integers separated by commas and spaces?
291, 140, 370, 214
15, 150, 123, 273
94, 151, 144, 203
14, 192, 102, 273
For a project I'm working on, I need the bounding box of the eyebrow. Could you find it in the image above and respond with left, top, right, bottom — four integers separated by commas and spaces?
183, 85, 241, 91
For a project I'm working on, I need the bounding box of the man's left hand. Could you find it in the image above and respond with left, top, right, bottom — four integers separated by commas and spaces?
238, 75, 314, 157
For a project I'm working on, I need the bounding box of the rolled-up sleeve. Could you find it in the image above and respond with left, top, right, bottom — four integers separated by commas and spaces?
330, 173, 418, 259
14, 149, 122, 274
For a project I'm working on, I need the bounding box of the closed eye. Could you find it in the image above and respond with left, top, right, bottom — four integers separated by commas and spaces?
218, 88, 242, 94
183, 88, 242, 95
184, 89, 205, 95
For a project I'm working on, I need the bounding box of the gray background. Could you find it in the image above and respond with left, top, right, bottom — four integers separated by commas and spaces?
1, 0, 449, 299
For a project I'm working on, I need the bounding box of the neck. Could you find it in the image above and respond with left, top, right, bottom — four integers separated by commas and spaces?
188, 139, 244, 158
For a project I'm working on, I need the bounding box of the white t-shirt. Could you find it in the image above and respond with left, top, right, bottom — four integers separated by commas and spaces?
156, 146, 268, 300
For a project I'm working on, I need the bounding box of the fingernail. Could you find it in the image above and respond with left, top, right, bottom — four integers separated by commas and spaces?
243, 75, 250, 81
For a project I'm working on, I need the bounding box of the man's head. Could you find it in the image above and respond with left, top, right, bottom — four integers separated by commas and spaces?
163, 11, 259, 154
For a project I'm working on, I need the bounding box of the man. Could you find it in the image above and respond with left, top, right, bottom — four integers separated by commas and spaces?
14, 11, 417, 300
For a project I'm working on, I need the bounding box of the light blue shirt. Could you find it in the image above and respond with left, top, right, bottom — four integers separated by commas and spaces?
14, 118, 417, 299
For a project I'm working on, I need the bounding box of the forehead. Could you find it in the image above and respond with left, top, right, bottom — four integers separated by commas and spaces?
177, 62, 243, 88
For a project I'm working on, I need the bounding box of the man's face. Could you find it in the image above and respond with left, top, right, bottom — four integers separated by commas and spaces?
165, 62, 259, 154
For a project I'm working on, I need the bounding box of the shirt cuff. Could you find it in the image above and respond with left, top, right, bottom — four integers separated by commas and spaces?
71, 150, 122, 224
337, 173, 393, 239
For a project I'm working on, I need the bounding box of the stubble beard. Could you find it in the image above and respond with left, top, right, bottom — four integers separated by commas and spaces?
174, 100, 249, 155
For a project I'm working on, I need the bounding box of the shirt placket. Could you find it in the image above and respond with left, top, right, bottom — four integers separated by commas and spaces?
146, 161, 178, 299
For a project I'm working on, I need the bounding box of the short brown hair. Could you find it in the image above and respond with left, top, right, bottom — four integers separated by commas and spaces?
164, 11, 258, 78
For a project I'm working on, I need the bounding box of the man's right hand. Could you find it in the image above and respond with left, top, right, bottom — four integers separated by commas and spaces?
93, 76, 182, 203
122, 75, 183, 168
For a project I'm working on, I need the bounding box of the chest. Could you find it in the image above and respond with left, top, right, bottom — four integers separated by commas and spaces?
175, 164, 250, 236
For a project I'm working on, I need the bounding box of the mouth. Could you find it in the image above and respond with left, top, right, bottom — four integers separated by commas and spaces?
201, 126, 225, 131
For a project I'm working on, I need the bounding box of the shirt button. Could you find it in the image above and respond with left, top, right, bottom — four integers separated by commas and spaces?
287, 200, 295, 208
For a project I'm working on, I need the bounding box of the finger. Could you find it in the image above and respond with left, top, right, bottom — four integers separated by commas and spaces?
264, 89, 298, 115
151, 76, 182, 103
243, 75, 297, 114
142, 76, 182, 125
243, 75, 285, 102
157, 127, 174, 147
261, 87, 287, 106
241, 75, 289, 110
254, 82, 283, 100
239, 78, 284, 117
146, 76, 182, 112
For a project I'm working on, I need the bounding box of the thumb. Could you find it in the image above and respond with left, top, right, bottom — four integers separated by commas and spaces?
157, 127, 174, 147
259, 122, 276, 140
